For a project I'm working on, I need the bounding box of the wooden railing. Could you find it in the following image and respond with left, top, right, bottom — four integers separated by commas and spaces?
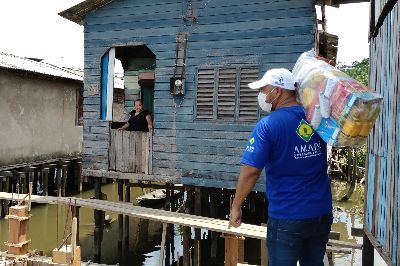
108, 129, 152, 174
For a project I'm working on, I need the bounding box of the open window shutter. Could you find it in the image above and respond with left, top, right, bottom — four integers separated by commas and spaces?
100, 48, 115, 121
239, 68, 259, 120
196, 68, 215, 119
217, 68, 237, 120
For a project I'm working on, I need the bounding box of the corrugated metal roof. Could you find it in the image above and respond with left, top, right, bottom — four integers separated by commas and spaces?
59, 0, 114, 25
0, 52, 83, 81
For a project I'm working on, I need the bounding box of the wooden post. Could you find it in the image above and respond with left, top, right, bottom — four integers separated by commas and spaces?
4, 173, 10, 216
261, 224, 268, 266
124, 181, 130, 249
210, 191, 218, 260
159, 223, 168, 266
362, 234, 374, 266
183, 186, 193, 266
194, 187, 201, 266
56, 165, 62, 197
21, 172, 27, 194
5, 205, 30, 255
61, 163, 69, 197
71, 205, 80, 245
42, 168, 49, 196
93, 177, 103, 263
0, 175, 3, 218
33, 170, 39, 195
75, 161, 82, 192
221, 234, 245, 266
118, 179, 124, 260
72, 217, 77, 252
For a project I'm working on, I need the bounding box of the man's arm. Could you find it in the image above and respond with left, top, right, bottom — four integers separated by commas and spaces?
229, 165, 262, 228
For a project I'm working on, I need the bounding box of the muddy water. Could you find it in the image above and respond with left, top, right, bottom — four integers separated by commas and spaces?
0, 182, 172, 265
0, 181, 366, 265
331, 180, 364, 265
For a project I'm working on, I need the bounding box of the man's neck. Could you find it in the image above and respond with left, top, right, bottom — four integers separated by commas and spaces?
275, 96, 299, 110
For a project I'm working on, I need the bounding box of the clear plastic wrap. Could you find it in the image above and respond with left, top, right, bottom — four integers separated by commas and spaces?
293, 50, 383, 147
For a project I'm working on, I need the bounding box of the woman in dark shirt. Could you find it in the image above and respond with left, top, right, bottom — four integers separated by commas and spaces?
118, 99, 153, 132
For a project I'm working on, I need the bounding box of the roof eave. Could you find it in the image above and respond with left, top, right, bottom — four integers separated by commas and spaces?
58, 0, 114, 25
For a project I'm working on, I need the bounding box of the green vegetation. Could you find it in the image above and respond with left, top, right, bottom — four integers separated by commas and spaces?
337, 58, 369, 86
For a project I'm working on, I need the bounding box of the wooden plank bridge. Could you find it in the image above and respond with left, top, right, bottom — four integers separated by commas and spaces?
0, 192, 362, 251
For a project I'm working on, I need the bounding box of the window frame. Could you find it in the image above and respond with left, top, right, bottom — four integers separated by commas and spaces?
194, 65, 260, 122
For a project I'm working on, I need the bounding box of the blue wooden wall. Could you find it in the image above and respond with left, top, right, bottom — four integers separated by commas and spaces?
367, 1, 399, 264
82, 0, 316, 189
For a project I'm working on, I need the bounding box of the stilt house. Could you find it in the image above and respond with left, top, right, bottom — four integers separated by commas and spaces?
60, 0, 358, 190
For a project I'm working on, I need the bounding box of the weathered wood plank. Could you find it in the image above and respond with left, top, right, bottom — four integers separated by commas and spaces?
115, 130, 124, 172
109, 129, 116, 171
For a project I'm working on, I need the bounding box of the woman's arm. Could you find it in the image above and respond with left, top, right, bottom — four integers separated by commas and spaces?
146, 114, 153, 129
117, 122, 130, 131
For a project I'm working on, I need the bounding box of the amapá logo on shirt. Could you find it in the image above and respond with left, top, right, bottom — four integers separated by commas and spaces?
296, 119, 314, 142
294, 119, 322, 159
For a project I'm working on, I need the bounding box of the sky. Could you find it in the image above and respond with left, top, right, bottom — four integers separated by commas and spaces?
0, 1, 370, 69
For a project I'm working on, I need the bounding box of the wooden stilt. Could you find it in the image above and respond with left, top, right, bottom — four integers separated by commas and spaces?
124, 181, 130, 249
194, 187, 201, 266
362, 234, 374, 266
210, 191, 218, 260
75, 161, 82, 192
183, 186, 193, 266
61, 164, 68, 197
21, 173, 27, 194
160, 223, 168, 266
56, 166, 62, 197
260, 224, 268, 266
222, 234, 245, 266
0, 175, 4, 218
4, 174, 10, 216
93, 177, 103, 263
32, 171, 38, 195
71, 205, 80, 246
42, 168, 49, 196
117, 180, 123, 260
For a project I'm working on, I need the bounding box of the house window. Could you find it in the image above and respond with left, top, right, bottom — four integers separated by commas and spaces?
76, 88, 83, 126
195, 66, 259, 121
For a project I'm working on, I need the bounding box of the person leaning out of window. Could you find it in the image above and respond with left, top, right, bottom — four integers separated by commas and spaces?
118, 99, 153, 132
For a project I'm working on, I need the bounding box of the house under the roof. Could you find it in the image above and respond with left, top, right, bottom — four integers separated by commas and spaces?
0, 52, 84, 167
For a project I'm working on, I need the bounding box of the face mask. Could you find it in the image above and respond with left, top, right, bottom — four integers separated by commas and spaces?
257, 88, 278, 113
258, 93, 272, 112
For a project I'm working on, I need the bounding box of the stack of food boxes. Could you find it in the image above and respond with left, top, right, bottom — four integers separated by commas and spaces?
293, 50, 382, 147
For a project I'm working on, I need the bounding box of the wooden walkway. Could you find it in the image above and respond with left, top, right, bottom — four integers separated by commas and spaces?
0, 192, 362, 250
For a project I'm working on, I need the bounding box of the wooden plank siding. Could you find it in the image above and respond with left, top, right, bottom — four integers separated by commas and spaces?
366, 1, 399, 265
81, 0, 316, 189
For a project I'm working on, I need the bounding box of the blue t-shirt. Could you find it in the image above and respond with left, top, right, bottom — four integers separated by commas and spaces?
241, 106, 332, 220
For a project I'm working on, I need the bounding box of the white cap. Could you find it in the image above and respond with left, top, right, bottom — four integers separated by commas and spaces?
248, 68, 296, 90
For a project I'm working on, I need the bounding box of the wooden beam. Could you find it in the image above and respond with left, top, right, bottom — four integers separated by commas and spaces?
0, 191, 364, 254
82, 169, 180, 183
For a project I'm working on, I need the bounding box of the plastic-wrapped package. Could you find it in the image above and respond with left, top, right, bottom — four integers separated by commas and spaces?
292, 50, 383, 147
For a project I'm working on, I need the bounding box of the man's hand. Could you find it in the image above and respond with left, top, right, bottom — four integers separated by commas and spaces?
117, 128, 124, 131
228, 205, 243, 228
